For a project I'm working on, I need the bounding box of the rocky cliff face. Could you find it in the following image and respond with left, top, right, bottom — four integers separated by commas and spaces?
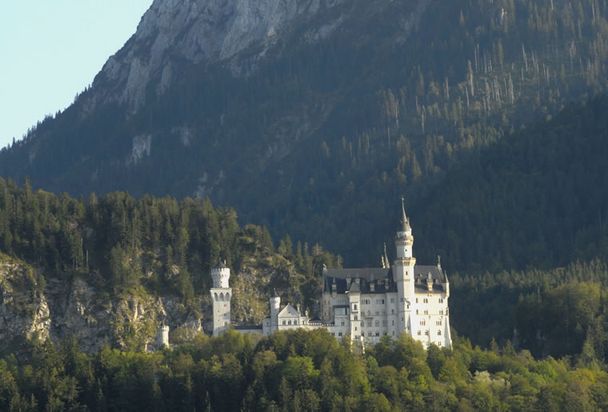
96, 0, 345, 109
0, 260, 50, 345
0, 252, 301, 352
0, 255, 203, 352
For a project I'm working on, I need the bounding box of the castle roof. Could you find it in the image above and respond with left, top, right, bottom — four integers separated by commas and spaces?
278, 304, 301, 318
324, 265, 447, 294
413, 266, 447, 292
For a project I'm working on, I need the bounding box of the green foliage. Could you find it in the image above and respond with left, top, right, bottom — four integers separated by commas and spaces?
451, 259, 608, 363
416, 94, 608, 272
4, 330, 608, 411
0, 182, 339, 319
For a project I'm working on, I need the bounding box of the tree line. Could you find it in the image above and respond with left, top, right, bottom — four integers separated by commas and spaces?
1, 329, 608, 411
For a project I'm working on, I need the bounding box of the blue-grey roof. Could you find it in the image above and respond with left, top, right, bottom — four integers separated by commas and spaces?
324, 265, 446, 294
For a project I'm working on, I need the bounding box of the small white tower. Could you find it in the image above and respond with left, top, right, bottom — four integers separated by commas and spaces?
157, 324, 170, 348
210, 261, 232, 336
270, 295, 281, 333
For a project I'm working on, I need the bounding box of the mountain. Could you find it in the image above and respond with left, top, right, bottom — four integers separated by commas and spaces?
2, 0, 608, 269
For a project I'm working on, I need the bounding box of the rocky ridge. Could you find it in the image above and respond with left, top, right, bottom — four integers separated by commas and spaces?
96, 0, 346, 109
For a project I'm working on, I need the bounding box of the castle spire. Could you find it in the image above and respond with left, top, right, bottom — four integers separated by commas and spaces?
383, 243, 390, 268
401, 196, 411, 232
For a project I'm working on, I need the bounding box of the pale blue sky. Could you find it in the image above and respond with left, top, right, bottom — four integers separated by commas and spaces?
0, 0, 153, 149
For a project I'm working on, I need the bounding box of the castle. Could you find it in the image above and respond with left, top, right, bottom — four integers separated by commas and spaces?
210, 200, 452, 349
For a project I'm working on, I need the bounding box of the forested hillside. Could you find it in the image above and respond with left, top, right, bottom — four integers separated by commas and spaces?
414, 94, 608, 271
0, 180, 337, 351
2, 330, 608, 411
3, 0, 608, 268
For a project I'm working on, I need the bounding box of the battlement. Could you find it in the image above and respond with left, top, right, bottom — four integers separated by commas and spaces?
211, 266, 231, 288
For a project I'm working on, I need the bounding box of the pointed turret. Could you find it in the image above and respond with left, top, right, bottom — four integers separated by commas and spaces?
395, 197, 414, 260
383, 243, 390, 269
401, 196, 411, 232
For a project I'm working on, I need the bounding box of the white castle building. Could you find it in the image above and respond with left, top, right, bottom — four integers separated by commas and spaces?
210, 200, 452, 349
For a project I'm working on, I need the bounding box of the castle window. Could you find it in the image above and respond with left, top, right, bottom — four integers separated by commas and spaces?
355, 327, 358, 331
439, 310, 443, 315
416, 298, 418, 303
382, 320, 387, 327
423, 298, 428, 303
338, 332, 343, 337
381, 299, 385, 304
425, 330, 430, 335
295, 320, 298, 325
362, 332, 365, 336
375, 332, 380, 337
392, 320, 395, 326
341, 321, 345, 326
390, 298, 395, 303
375, 320, 380, 327
288, 320, 292, 325
282, 320, 286, 325
416, 310, 419, 314
391, 309, 394, 314
353, 304, 358, 311
424, 310, 428, 315
438, 330, 442, 335
354, 315, 358, 321
436, 321, 442, 326
417, 331, 421, 336
439, 298, 444, 303
420, 320, 426, 326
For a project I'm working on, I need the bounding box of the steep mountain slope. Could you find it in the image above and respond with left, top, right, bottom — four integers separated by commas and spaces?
2, 0, 608, 268
415, 95, 608, 272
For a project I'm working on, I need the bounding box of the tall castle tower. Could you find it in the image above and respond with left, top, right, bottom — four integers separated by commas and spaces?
210, 261, 232, 336
393, 197, 416, 335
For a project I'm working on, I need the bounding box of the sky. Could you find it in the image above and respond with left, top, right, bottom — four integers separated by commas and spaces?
0, 0, 153, 149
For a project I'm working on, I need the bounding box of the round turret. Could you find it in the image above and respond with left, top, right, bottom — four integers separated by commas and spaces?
211, 262, 231, 289
270, 296, 281, 314
157, 324, 170, 348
